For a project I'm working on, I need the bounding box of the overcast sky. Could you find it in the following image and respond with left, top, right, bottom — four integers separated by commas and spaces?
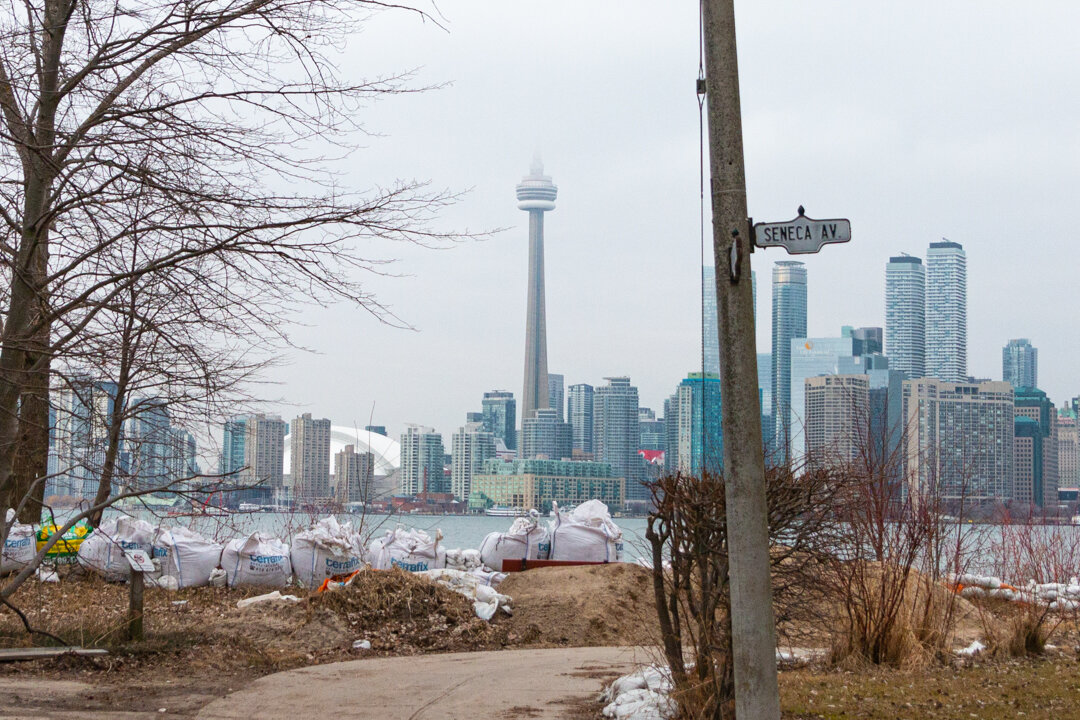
253, 1, 1080, 445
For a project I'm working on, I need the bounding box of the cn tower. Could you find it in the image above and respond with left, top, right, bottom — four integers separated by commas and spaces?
516, 157, 557, 425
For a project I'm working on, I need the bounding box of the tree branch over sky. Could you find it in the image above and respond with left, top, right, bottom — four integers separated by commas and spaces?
0, 0, 462, 520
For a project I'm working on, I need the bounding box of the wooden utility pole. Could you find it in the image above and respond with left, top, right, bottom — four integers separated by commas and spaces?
700, 0, 782, 717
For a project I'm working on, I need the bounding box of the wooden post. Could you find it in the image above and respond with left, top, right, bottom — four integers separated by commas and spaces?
127, 570, 144, 641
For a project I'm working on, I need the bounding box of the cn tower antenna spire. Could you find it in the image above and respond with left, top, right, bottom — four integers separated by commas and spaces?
516, 159, 558, 435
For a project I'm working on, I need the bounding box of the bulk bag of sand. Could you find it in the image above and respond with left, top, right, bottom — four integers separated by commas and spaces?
77, 516, 155, 581
152, 526, 223, 588
548, 500, 623, 563
222, 533, 292, 587
1, 509, 36, 575
478, 511, 550, 571
290, 516, 365, 588
369, 527, 445, 572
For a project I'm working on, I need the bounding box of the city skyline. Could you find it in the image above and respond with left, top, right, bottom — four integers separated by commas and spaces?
229, 3, 1080, 452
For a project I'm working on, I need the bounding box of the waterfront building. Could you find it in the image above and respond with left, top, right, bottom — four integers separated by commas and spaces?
885, 254, 925, 378
1057, 411, 1079, 496
669, 372, 724, 476
220, 416, 247, 477
926, 240, 967, 382
334, 444, 374, 504
470, 458, 624, 513
451, 422, 495, 501
290, 413, 332, 500
520, 408, 572, 461
1002, 339, 1038, 390
639, 408, 665, 452
399, 425, 446, 495
548, 374, 565, 423
243, 414, 286, 501
704, 267, 756, 377
516, 159, 557, 424
567, 383, 594, 455
593, 376, 644, 500
481, 391, 517, 452
901, 379, 1013, 504
1014, 388, 1058, 508
771, 261, 807, 457
804, 374, 869, 471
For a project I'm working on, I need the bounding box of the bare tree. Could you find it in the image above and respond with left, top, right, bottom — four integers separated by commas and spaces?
0, 0, 460, 521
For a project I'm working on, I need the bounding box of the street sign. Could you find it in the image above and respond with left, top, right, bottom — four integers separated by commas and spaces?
124, 549, 155, 573
752, 206, 851, 254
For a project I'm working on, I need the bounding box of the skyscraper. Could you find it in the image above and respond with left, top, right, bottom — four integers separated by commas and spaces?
926, 240, 967, 382
290, 413, 331, 499
1003, 338, 1038, 389
481, 391, 516, 451
1014, 387, 1058, 508
548, 373, 565, 423
516, 158, 557, 425
220, 416, 247, 477
771, 261, 807, 454
885, 254, 925, 379
703, 267, 755, 377
1057, 411, 1079, 491
334, 444, 374, 504
451, 422, 495, 501
520, 408, 572, 461
669, 373, 724, 476
594, 376, 643, 500
804, 375, 869, 471
399, 425, 446, 495
568, 383, 594, 455
243, 414, 286, 500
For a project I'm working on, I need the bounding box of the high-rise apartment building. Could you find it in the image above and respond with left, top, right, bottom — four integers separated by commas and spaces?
926, 240, 967, 382
481, 391, 516, 451
243, 414, 286, 499
334, 444, 374, 504
1003, 338, 1038, 389
548, 373, 565, 423
451, 422, 495, 501
1057, 411, 1079, 492
517, 159, 557, 424
638, 408, 665, 452
399, 425, 446, 495
290, 413, 331, 499
567, 383, 594, 455
1014, 388, 1058, 508
804, 375, 869, 471
771, 261, 807, 456
520, 408, 572, 461
593, 376, 644, 500
669, 373, 723, 476
901, 379, 1013, 503
885, 255, 925, 379
220, 416, 247, 476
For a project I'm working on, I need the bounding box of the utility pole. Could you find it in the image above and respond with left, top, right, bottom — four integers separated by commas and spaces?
700, 0, 782, 718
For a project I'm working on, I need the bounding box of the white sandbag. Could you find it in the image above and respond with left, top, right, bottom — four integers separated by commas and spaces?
548, 501, 623, 563
369, 527, 445, 572
478, 511, 550, 571
152, 526, 223, 588
416, 568, 513, 621
222, 533, 292, 587
290, 517, 364, 588
236, 590, 301, 609
77, 517, 155, 581
1, 509, 35, 575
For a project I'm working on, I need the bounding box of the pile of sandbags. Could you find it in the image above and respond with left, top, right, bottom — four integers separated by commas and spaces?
444, 547, 484, 572
951, 573, 1080, 611
77, 517, 155, 581
152, 526, 223, 589
369, 527, 445, 572
222, 532, 292, 588
1, 509, 36, 575
478, 510, 550, 571
290, 516, 365, 588
416, 568, 513, 621
600, 665, 675, 720
548, 500, 624, 563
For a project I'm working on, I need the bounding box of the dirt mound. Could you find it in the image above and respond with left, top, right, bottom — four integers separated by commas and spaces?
310, 568, 505, 654
496, 562, 660, 647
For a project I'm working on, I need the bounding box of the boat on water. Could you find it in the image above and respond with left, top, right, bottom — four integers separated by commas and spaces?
485, 506, 526, 517
237, 502, 261, 513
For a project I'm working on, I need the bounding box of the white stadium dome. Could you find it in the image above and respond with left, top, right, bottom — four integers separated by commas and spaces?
283, 425, 400, 476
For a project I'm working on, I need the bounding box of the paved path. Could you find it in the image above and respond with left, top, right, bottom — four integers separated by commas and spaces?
196, 647, 648, 720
